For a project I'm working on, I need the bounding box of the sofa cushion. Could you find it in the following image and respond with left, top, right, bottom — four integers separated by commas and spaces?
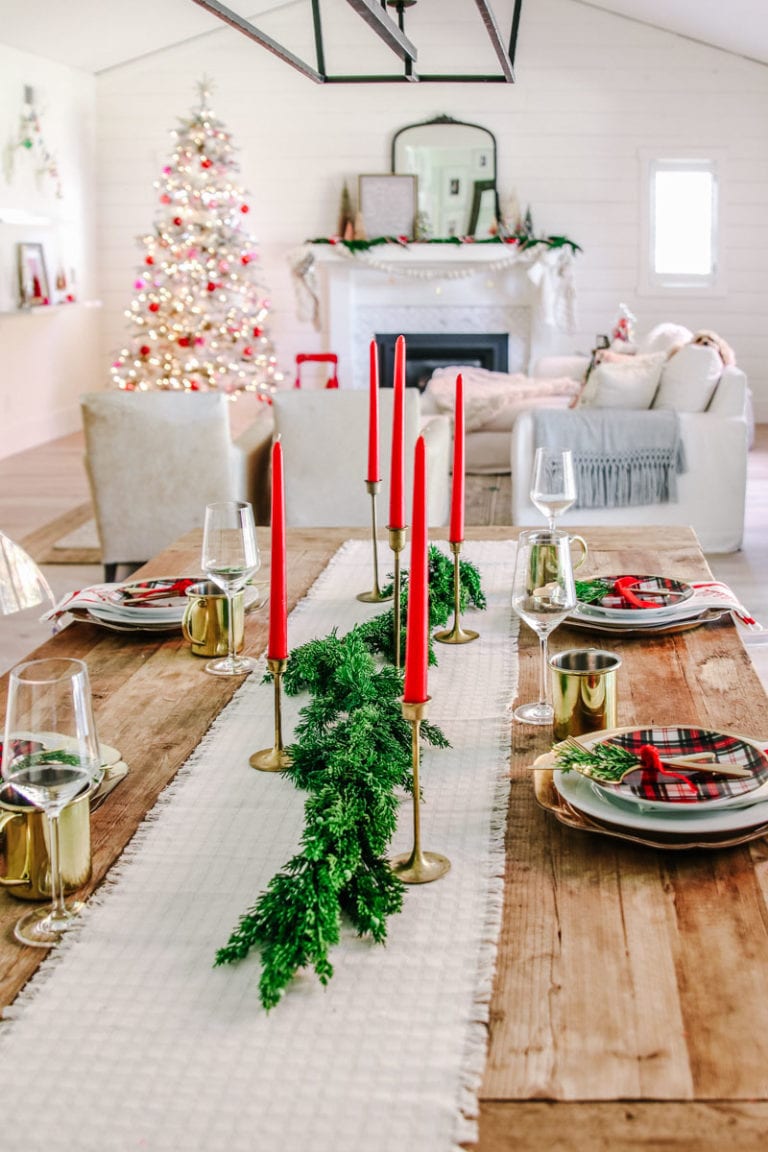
653, 343, 722, 413
579, 353, 666, 409
638, 322, 693, 356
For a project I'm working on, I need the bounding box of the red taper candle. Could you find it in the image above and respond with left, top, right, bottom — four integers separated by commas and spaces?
403, 436, 428, 704
449, 373, 465, 543
267, 438, 288, 660
388, 334, 406, 529
366, 339, 380, 483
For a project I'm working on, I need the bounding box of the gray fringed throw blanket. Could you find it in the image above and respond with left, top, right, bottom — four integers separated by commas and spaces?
533, 409, 687, 508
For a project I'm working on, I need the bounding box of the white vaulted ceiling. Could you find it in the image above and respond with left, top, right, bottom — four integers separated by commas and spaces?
0, 0, 767, 74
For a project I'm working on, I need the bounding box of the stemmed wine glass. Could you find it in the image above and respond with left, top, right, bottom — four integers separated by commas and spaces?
530, 448, 576, 531
512, 529, 577, 725
1, 657, 101, 947
201, 500, 260, 676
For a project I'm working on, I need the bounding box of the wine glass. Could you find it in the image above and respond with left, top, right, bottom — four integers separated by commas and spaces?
512, 529, 577, 725
201, 500, 260, 676
1, 658, 101, 947
530, 448, 576, 530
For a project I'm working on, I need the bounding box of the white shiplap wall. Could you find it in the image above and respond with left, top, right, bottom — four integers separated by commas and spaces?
94, 0, 768, 417
1, 0, 767, 462
0, 46, 99, 458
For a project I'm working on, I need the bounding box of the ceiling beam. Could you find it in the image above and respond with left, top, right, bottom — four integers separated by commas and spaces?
189, 0, 325, 83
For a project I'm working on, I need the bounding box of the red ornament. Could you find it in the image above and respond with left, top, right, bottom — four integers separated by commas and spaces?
240, 204, 249, 214
160, 194, 171, 204
201, 158, 212, 169
189, 381, 200, 391
173, 216, 182, 226
148, 302, 160, 313
243, 346, 253, 356
178, 337, 191, 348
206, 281, 217, 293
139, 345, 151, 356
241, 255, 250, 265
145, 256, 154, 266
252, 326, 262, 338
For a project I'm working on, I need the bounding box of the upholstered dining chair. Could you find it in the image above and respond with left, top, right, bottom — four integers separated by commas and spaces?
270, 389, 451, 527
81, 391, 273, 582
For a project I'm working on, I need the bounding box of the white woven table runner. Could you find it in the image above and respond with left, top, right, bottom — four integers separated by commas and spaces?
0, 539, 519, 1152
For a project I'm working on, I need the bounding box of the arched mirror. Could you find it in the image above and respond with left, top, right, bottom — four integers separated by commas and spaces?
391, 115, 499, 239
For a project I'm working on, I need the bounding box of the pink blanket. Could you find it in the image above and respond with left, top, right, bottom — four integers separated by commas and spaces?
425, 366, 581, 432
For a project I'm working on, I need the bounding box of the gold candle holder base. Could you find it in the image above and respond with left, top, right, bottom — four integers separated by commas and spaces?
388, 526, 407, 669
357, 480, 393, 604
434, 541, 479, 646
250, 657, 292, 773
390, 699, 450, 885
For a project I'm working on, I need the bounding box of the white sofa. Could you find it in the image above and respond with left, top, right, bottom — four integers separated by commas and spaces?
510, 361, 750, 553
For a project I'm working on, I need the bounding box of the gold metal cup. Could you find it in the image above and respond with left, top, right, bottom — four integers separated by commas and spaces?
182, 581, 245, 657
0, 782, 95, 901
529, 532, 589, 588
549, 648, 621, 742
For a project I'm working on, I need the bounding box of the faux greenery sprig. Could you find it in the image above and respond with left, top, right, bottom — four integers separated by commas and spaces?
554, 739, 639, 782
574, 577, 614, 605
215, 545, 485, 1009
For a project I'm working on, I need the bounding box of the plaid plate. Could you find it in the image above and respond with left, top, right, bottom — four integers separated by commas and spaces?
600, 726, 768, 805
579, 575, 692, 613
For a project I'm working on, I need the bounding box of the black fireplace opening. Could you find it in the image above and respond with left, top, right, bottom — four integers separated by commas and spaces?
376, 333, 509, 391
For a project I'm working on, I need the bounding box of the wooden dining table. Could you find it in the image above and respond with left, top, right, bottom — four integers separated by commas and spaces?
1, 524, 768, 1151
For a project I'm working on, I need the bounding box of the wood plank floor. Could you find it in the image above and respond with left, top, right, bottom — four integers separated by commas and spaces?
1, 424, 766, 687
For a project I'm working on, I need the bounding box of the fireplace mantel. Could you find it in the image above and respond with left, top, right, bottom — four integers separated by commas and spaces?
297, 242, 576, 388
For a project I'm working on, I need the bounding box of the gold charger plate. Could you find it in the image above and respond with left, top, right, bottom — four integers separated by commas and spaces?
532, 749, 768, 851
565, 608, 727, 637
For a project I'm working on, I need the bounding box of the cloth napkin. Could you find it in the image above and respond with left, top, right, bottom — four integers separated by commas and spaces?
686, 581, 762, 630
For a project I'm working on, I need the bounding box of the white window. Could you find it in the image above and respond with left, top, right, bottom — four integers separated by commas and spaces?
639, 153, 722, 294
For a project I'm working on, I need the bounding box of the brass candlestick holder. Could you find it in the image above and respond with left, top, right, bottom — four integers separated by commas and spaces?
391, 699, 450, 884
357, 480, 393, 604
434, 540, 479, 645
388, 526, 407, 669
250, 656, 292, 772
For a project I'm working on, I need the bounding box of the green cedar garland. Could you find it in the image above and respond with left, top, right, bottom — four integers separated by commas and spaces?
215, 545, 485, 1009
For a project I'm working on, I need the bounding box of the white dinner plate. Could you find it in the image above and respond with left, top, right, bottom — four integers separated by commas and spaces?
88, 602, 184, 625
554, 768, 768, 835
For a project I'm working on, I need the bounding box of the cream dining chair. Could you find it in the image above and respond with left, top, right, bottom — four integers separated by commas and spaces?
81, 391, 273, 582
270, 389, 451, 527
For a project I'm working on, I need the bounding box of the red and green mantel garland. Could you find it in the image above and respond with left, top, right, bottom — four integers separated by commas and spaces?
307, 233, 582, 254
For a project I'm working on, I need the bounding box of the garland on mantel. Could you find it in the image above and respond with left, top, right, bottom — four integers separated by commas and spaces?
308, 233, 582, 254
215, 545, 486, 1009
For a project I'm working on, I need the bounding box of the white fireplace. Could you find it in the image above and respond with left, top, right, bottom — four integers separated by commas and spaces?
304, 242, 576, 388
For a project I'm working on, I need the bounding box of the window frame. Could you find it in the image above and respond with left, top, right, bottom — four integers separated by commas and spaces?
638, 148, 725, 297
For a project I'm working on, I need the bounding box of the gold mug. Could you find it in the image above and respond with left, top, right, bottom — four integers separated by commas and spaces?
549, 648, 621, 742
0, 781, 95, 901
528, 531, 588, 590
182, 581, 245, 658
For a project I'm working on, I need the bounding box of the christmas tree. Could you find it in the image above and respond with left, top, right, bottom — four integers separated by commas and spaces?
111, 80, 282, 395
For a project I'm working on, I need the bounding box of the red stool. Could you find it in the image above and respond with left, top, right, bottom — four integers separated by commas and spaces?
294, 353, 339, 389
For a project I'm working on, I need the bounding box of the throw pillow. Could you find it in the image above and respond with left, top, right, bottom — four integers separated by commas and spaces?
638, 322, 693, 356
579, 353, 666, 409
652, 343, 722, 412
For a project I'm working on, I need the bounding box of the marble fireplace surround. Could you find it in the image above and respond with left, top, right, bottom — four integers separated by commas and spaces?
306, 242, 575, 389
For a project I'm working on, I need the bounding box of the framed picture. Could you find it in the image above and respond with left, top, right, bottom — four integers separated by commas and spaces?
17, 242, 50, 307
358, 174, 417, 239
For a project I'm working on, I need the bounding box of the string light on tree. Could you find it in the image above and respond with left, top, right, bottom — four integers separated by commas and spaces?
111, 79, 283, 395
